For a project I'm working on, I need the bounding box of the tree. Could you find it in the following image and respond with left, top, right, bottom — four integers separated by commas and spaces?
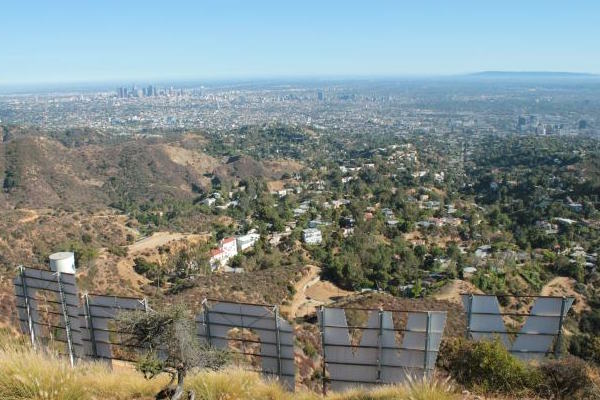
2, 170, 19, 191
57, 240, 99, 269
411, 278, 423, 298
117, 304, 229, 400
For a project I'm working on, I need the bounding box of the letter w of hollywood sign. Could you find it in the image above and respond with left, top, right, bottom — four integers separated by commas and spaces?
318, 308, 447, 387
461, 294, 573, 360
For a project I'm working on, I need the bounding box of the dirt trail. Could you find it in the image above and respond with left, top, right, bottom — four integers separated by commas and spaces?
17, 209, 40, 224
128, 232, 189, 253
282, 265, 320, 319
283, 265, 353, 319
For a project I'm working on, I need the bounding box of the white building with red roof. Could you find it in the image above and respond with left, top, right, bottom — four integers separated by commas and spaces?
220, 237, 238, 259
209, 236, 238, 270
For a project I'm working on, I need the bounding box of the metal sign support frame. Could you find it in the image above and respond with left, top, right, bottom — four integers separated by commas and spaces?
56, 272, 75, 367
82, 293, 98, 358
376, 309, 384, 383
319, 306, 327, 395
424, 311, 432, 378
273, 306, 283, 379
18, 266, 36, 349
466, 293, 473, 338
202, 299, 212, 346
555, 296, 567, 357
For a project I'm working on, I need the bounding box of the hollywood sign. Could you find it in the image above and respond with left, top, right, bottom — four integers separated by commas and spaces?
13, 266, 573, 391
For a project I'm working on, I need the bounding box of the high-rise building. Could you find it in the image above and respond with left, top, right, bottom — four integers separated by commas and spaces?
317, 90, 324, 101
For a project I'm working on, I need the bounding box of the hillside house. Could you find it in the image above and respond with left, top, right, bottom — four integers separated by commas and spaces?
220, 237, 238, 258
209, 236, 238, 269
209, 248, 227, 270
302, 228, 322, 245
475, 245, 492, 259
237, 232, 260, 251
202, 198, 216, 206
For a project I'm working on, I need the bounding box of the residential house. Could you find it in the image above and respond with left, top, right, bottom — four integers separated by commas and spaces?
237, 232, 260, 251
209, 236, 238, 270
302, 228, 322, 245
202, 198, 216, 207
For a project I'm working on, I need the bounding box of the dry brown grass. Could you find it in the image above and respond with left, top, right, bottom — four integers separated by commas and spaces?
0, 336, 167, 400
0, 334, 458, 400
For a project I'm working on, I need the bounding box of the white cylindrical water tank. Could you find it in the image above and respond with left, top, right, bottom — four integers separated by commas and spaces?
49, 252, 76, 274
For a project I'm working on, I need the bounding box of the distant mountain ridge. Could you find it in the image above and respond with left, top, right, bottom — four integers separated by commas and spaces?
468, 71, 598, 79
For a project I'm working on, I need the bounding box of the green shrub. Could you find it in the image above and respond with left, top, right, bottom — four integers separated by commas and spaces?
107, 245, 128, 257
57, 240, 99, 268
579, 309, 600, 334
2, 170, 19, 191
133, 257, 164, 282
537, 357, 598, 400
441, 338, 600, 398
439, 338, 540, 395
569, 333, 600, 365
287, 282, 297, 296
303, 340, 318, 359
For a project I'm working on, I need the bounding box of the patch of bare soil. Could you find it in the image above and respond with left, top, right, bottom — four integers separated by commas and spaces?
161, 144, 217, 172
266, 180, 286, 192
263, 159, 304, 174
306, 280, 354, 303
17, 209, 42, 224
541, 276, 589, 314
403, 231, 425, 245
297, 280, 354, 318
434, 279, 483, 305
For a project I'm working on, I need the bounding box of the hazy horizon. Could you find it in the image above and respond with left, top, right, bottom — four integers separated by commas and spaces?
2, 71, 600, 95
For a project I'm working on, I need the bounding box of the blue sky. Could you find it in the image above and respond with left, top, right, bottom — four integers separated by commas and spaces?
1, 0, 599, 84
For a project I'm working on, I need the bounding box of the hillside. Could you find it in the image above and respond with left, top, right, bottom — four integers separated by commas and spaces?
1, 122, 599, 399
214, 154, 303, 181
0, 127, 302, 210
1, 136, 108, 208
0, 127, 311, 331
0, 135, 202, 209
